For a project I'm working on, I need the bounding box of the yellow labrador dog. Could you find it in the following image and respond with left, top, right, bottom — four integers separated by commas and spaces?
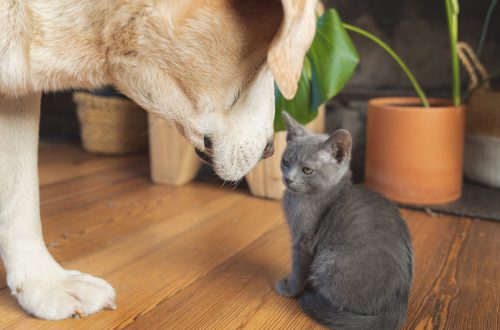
0, 0, 316, 321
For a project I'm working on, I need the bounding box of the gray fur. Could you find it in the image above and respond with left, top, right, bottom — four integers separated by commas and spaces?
275, 112, 414, 330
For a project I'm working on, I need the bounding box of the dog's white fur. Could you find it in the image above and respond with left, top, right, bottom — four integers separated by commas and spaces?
0, 0, 315, 320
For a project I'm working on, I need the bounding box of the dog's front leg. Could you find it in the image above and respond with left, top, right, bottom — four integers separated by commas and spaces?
0, 93, 116, 320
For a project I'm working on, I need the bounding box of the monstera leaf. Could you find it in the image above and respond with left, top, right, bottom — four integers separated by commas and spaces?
274, 9, 359, 131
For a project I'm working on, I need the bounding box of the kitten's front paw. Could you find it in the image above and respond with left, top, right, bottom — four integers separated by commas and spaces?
274, 278, 300, 297
9, 269, 116, 320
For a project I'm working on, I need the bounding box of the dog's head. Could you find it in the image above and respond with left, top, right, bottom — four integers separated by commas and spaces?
106, 0, 316, 181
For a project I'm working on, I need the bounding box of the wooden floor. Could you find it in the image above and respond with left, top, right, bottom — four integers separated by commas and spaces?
0, 144, 499, 330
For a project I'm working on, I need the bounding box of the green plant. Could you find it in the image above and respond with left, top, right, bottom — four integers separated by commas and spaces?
341, 24, 430, 108
347, 0, 461, 107
446, 0, 461, 106
274, 9, 359, 130
274, 7, 430, 131
275, 0, 467, 127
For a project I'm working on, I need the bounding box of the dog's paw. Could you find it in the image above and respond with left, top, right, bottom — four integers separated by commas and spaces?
274, 277, 300, 297
11, 270, 116, 320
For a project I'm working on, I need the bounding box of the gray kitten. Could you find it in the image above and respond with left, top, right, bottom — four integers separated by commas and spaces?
275, 112, 413, 330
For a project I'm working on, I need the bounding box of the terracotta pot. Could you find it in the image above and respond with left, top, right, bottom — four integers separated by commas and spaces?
365, 97, 466, 205
246, 106, 325, 200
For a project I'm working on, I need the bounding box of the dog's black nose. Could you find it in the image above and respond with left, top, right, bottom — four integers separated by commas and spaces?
262, 142, 274, 159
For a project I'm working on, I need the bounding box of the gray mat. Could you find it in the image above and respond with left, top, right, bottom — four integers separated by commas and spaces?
401, 181, 500, 222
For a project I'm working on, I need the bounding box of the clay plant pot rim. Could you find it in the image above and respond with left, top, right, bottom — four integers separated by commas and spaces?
369, 97, 465, 111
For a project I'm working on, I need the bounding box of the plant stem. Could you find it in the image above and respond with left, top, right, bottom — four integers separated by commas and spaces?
477, 0, 498, 58
342, 23, 430, 108
445, 0, 461, 106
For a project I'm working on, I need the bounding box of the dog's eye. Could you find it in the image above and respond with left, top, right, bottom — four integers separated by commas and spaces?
302, 167, 313, 175
282, 159, 289, 167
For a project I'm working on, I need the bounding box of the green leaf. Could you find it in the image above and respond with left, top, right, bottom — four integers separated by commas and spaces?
274, 58, 317, 131
308, 9, 360, 111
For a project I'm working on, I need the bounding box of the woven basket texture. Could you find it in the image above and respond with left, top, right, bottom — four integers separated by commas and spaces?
74, 92, 148, 155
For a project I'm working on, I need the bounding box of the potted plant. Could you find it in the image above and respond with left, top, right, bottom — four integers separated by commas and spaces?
246, 6, 360, 199
246, 0, 465, 202
361, 0, 466, 205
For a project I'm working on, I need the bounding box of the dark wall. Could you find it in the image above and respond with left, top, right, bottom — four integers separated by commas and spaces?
326, 0, 500, 96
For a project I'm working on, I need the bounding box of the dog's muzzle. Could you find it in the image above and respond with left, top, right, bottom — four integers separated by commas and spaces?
195, 137, 275, 165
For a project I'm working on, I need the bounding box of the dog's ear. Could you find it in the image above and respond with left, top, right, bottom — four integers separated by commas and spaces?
268, 0, 316, 100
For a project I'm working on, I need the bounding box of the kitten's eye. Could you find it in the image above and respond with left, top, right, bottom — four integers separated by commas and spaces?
302, 167, 313, 175
282, 159, 289, 167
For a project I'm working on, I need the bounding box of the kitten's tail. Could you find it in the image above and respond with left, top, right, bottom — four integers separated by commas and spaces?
300, 291, 406, 330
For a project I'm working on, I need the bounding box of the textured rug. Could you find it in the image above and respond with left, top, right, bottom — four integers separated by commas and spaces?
401, 181, 500, 222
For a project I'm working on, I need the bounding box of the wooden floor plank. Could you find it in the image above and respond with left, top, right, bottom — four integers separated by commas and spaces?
401, 211, 465, 329
38, 144, 147, 186
0, 144, 499, 330
40, 164, 150, 217
0, 190, 283, 329
40, 183, 230, 263
0, 181, 238, 290
125, 224, 323, 330
446, 219, 500, 330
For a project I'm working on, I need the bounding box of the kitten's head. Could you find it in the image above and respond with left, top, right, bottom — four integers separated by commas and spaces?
281, 112, 352, 194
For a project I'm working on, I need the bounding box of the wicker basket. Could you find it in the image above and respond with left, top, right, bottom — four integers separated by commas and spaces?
458, 42, 500, 188
74, 92, 148, 155
466, 88, 500, 137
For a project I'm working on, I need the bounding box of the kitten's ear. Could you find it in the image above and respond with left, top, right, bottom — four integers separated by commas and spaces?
322, 129, 352, 163
282, 111, 307, 141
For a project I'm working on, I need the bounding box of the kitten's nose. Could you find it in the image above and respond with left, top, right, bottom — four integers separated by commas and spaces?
262, 141, 275, 159
284, 177, 293, 184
